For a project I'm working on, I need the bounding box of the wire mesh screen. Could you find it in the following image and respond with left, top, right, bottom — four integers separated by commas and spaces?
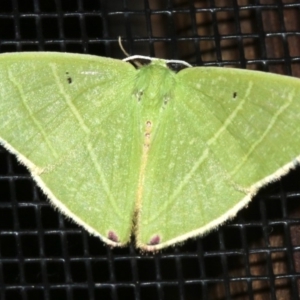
0, 0, 300, 299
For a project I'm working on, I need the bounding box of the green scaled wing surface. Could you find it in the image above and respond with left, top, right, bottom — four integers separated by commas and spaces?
1, 52, 300, 251
137, 66, 300, 250
0, 53, 140, 246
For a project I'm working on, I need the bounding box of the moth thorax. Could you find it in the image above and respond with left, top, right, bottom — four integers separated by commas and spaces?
135, 61, 176, 109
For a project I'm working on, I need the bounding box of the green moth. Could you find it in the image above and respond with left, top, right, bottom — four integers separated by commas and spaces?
0, 52, 299, 251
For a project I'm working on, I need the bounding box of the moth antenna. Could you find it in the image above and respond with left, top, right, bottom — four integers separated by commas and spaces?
118, 36, 130, 57
118, 36, 143, 68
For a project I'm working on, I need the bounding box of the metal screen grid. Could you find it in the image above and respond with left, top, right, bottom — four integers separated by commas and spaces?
0, 0, 300, 299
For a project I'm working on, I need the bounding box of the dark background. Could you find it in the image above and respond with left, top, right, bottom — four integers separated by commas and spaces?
0, 1, 300, 299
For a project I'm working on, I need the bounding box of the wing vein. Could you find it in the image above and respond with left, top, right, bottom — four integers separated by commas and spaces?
85, 140, 125, 221
50, 64, 124, 220
50, 63, 91, 135
169, 83, 251, 199
7, 68, 58, 159
230, 89, 296, 177
146, 83, 251, 223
